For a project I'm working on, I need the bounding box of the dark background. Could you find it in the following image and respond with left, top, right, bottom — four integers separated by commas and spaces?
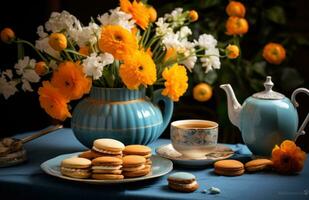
0, 0, 308, 151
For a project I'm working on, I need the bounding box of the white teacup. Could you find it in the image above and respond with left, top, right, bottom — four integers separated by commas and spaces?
170, 119, 218, 159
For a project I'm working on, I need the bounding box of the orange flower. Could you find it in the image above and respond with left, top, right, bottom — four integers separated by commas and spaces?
272, 140, 306, 174
188, 10, 199, 22
38, 81, 71, 121
162, 64, 188, 102
226, 1, 246, 17
148, 6, 157, 22
119, 50, 156, 89
120, 0, 150, 30
98, 25, 138, 61
78, 46, 90, 56
49, 33, 67, 51
0, 28, 15, 43
226, 44, 240, 59
35, 61, 48, 76
51, 61, 91, 100
263, 43, 286, 65
193, 83, 212, 102
226, 16, 249, 36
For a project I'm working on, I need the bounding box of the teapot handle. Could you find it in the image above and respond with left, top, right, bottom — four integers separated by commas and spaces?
291, 88, 309, 138
152, 89, 174, 134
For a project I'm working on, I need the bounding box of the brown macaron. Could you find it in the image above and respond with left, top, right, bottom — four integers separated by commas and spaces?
245, 159, 273, 172
123, 145, 152, 158
214, 159, 245, 176
60, 157, 91, 179
91, 156, 123, 176
168, 172, 199, 192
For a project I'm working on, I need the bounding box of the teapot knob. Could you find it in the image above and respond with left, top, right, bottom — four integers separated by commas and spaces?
264, 76, 274, 92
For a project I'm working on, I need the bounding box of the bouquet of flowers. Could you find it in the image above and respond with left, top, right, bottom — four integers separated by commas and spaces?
0, 0, 238, 121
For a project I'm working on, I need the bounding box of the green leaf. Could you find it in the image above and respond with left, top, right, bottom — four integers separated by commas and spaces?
17, 43, 24, 60
265, 6, 286, 25
280, 68, 304, 91
252, 61, 266, 76
202, 0, 221, 8
204, 70, 218, 84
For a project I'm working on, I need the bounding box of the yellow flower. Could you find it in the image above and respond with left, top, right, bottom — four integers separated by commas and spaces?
98, 25, 138, 61
188, 10, 199, 22
119, 50, 157, 89
225, 16, 249, 36
35, 61, 48, 76
226, 1, 246, 18
226, 44, 240, 59
49, 33, 67, 51
148, 6, 157, 22
193, 83, 212, 102
38, 81, 71, 121
51, 61, 92, 100
120, 0, 150, 30
162, 64, 188, 101
272, 140, 306, 174
0, 28, 15, 43
263, 43, 286, 65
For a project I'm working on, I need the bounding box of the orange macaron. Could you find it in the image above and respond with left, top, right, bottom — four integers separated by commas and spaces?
214, 159, 245, 176
91, 156, 124, 180
122, 155, 150, 178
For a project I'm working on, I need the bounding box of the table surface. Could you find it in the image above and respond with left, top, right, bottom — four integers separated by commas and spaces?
0, 128, 308, 200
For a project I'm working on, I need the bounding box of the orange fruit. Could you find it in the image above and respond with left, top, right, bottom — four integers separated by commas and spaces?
193, 83, 213, 102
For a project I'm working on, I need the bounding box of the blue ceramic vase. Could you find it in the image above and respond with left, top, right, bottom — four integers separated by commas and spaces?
71, 87, 173, 148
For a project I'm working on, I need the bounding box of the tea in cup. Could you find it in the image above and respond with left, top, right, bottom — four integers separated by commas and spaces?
170, 120, 218, 158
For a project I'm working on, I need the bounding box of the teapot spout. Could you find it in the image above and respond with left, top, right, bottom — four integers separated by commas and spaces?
220, 84, 242, 128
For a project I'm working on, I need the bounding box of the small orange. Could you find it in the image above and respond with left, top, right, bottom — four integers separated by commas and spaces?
49, 33, 67, 51
226, 44, 240, 59
148, 6, 157, 22
225, 16, 249, 36
35, 61, 48, 76
193, 83, 213, 102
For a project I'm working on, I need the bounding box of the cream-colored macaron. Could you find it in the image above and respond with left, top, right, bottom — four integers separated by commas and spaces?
60, 157, 91, 179
92, 139, 125, 155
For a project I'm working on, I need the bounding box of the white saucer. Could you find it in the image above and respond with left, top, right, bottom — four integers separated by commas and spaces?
155, 143, 234, 167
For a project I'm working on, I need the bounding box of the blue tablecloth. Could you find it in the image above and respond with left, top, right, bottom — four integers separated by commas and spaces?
0, 128, 308, 200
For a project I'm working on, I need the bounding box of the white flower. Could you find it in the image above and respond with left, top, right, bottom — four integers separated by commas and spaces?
14, 57, 40, 92
178, 26, 192, 39
155, 17, 172, 36
48, 60, 58, 70
180, 50, 197, 72
197, 34, 218, 49
200, 48, 221, 73
164, 8, 186, 28
162, 32, 181, 49
97, 7, 135, 31
37, 25, 48, 38
2, 69, 13, 80
0, 75, 18, 99
82, 53, 114, 80
35, 37, 60, 59
69, 22, 100, 47
45, 11, 81, 33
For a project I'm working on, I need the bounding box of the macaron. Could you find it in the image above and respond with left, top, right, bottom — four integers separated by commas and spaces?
91, 156, 124, 180
78, 150, 122, 160
214, 159, 245, 176
122, 155, 150, 177
123, 145, 152, 166
245, 159, 273, 172
168, 172, 199, 192
60, 157, 91, 179
92, 139, 125, 156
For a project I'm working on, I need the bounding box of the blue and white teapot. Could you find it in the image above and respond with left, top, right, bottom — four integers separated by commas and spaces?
220, 76, 308, 156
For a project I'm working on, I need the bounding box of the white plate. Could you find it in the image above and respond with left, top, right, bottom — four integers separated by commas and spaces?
155, 144, 234, 167
41, 152, 173, 184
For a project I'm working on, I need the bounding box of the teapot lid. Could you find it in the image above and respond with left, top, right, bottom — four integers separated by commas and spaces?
252, 76, 284, 100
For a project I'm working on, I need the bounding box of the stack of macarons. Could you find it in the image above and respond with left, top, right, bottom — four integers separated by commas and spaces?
214, 158, 273, 176
91, 156, 124, 180
123, 145, 152, 167
61, 138, 153, 180
122, 155, 151, 178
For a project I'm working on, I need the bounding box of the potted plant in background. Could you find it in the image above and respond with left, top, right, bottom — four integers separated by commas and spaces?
0, 0, 238, 147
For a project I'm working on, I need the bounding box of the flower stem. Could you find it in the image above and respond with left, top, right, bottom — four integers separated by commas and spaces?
14, 39, 48, 63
